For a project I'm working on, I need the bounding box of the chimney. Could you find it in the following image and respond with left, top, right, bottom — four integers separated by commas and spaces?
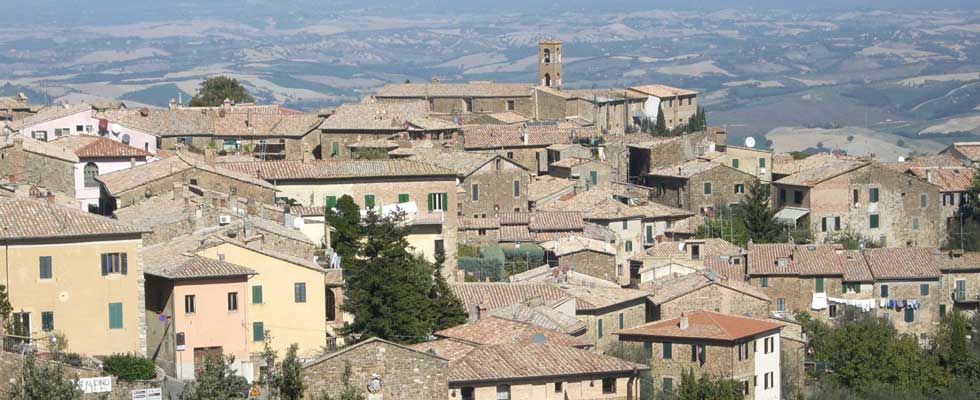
130, 157, 136, 168
302, 143, 312, 163
521, 130, 529, 145
173, 181, 184, 200
204, 148, 216, 166
679, 313, 689, 330
713, 127, 727, 146
223, 98, 232, 109
17, 92, 27, 104
168, 98, 177, 110
45, 191, 55, 204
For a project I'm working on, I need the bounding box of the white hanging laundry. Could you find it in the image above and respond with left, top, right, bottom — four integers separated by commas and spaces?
811, 293, 829, 310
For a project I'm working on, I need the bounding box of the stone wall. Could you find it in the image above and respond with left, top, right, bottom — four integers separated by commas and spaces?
0, 142, 76, 196
320, 132, 394, 158
657, 284, 770, 320
643, 340, 748, 396
460, 166, 531, 217
686, 166, 757, 214
580, 299, 650, 353
111, 167, 276, 210
303, 340, 448, 400
874, 279, 944, 338
942, 269, 980, 316
560, 250, 617, 284
0, 352, 165, 400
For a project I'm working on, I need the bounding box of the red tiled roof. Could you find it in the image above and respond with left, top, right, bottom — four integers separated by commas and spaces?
449, 343, 648, 383
616, 311, 783, 342
909, 167, 974, 192
449, 282, 570, 312
51, 135, 152, 158
0, 197, 146, 240
747, 243, 799, 275
863, 247, 943, 280
221, 159, 456, 180
435, 316, 590, 348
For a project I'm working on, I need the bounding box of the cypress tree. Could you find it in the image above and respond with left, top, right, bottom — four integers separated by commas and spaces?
740, 182, 782, 243
325, 195, 361, 261
655, 104, 667, 136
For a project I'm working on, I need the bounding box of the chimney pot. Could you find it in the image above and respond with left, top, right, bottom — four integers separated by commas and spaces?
679, 313, 689, 330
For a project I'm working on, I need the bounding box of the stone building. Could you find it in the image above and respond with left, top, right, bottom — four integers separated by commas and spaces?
644, 159, 759, 216
0, 94, 33, 121
528, 175, 577, 210
374, 82, 535, 117
320, 101, 460, 158
49, 135, 153, 213
533, 87, 646, 134
548, 157, 614, 190
0, 136, 78, 199
462, 123, 599, 175
940, 142, 980, 166
886, 153, 973, 225
304, 337, 450, 400
627, 130, 726, 182
772, 158, 943, 247
943, 252, 980, 317
538, 39, 563, 88
627, 85, 699, 131
96, 150, 277, 215
541, 236, 618, 284
632, 238, 746, 284
701, 144, 773, 183
863, 247, 946, 339
643, 271, 771, 321
616, 311, 783, 400
559, 285, 653, 352
409, 150, 531, 216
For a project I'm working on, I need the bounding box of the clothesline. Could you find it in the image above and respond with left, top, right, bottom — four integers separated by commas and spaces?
810, 293, 921, 312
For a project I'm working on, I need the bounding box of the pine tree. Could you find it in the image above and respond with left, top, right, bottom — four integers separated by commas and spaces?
739, 182, 782, 243
188, 76, 255, 107
655, 105, 667, 136
8, 353, 82, 400
429, 251, 468, 331
325, 195, 361, 262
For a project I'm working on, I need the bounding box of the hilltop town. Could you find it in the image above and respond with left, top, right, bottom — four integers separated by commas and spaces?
1, 39, 980, 400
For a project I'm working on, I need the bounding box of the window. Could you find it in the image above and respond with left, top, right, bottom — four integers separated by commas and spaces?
252, 285, 263, 304
100, 253, 128, 275
330, 142, 339, 157
506, 151, 514, 159
31, 130, 47, 140
703, 182, 712, 195
513, 180, 520, 197
364, 194, 375, 209
853, 189, 860, 206
821, 217, 828, 232
734, 184, 745, 194
940, 304, 947, 319
760, 277, 769, 287
913, 217, 919, 230
880, 284, 889, 298
185, 295, 196, 314
435, 239, 445, 258
764, 372, 770, 389
779, 189, 787, 203
815, 277, 825, 293
121, 134, 130, 144
506, 100, 515, 111
904, 307, 914, 323
920, 283, 929, 296
85, 125, 93, 133
920, 193, 927, 208
691, 244, 701, 260
543, 48, 551, 63
39, 256, 52, 279
622, 220, 629, 229
759, 158, 766, 168
496, 384, 511, 400
869, 214, 879, 229
253, 322, 264, 341
427, 192, 448, 211
108, 302, 123, 329
793, 190, 803, 204
590, 170, 598, 186
294, 283, 307, 303
829, 304, 838, 319
552, 382, 563, 393
844, 282, 861, 293
732, 159, 740, 168
743, 380, 750, 396
464, 98, 473, 112
597, 319, 603, 338
956, 280, 966, 301
325, 196, 337, 209
83, 163, 100, 188
470, 184, 480, 201
776, 298, 785, 311
602, 378, 616, 394
646, 225, 654, 243
76, 124, 84, 132
54, 128, 70, 137
663, 378, 673, 393
870, 188, 879, 203
618, 312, 624, 329
42, 311, 54, 332
834, 217, 841, 231
398, 193, 409, 203
663, 342, 672, 359
228, 292, 238, 311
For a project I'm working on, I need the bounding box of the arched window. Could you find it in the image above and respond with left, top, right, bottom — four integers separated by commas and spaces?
543, 48, 551, 63
326, 289, 336, 321
83, 162, 99, 188
543, 73, 552, 87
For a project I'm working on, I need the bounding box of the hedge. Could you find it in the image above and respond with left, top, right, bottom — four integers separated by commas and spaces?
103, 353, 155, 381
502, 243, 545, 266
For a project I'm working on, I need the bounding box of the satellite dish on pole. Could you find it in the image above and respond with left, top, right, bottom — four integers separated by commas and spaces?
744, 137, 756, 148
110, 123, 122, 135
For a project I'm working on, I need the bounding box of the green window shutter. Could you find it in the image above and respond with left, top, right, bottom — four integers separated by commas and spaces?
121, 253, 128, 275
758, 158, 766, 168
513, 180, 520, 197
663, 378, 673, 392
940, 304, 947, 319
39, 256, 52, 279
626, 240, 633, 252
252, 285, 263, 304
590, 171, 598, 186
597, 319, 603, 338
732, 159, 739, 168
904, 308, 914, 323
101, 254, 109, 276
253, 322, 264, 341
869, 214, 879, 229
108, 302, 123, 329
663, 342, 672, 359
881, 284, 889, 298
364, 194, 375, 208
855, 283, 861, 293
427, 193, 435, 211
42, 312, 54, 332
398, 193, 409, 203
815, 277, 824, 293
920, 284, 929, 296
646, 225, 653, 242
760, 277, 768, 288
325, 196, 337, 208
870, 188, 879, 203
441, 193, 448, 211
920, 193, 927, 208
704, 182, 712, 195
619, 313, 624, 329
472, 184, 479, 201
331, 142, 339, 157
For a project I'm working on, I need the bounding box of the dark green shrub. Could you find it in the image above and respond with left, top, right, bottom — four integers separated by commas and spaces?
60, 352, 83, 367
103, 353, 155, 381
502, 243, 545, 266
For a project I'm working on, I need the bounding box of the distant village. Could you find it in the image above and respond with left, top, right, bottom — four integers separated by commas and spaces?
1, 40, 980, 400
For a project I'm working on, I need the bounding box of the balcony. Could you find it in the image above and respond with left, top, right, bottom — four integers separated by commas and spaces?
952, 291, 980, 304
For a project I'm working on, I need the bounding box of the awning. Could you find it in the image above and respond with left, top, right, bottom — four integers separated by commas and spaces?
774, 207, 810, 225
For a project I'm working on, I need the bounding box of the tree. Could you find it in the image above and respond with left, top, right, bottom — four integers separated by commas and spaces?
8, 352, 82, 400
181, 355, 248, 400
428, 251, 468, 331
655, 105, 667, 136
740, 182, 782, 244
325, 195, 362, 261
342, 211, 440, 343
662, 369, 742, 400
259, 333, 305, 400
829, 226, 880, 250
188, 76, 255, 107
313, 362, 365, 400
931, 311, 980, 395
0, 284, 11, 334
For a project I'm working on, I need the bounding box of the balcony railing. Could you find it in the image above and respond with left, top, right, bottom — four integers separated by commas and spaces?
952, 291, 980, 303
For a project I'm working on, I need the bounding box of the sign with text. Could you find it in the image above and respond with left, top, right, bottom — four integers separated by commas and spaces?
76, 376, 112, 394
131, 387, 163, 400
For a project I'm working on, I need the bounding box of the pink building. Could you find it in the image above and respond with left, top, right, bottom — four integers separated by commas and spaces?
7, 103, 159, 154
50, 136, 154, 212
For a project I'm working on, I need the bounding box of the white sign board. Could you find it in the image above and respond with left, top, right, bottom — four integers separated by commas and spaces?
76, 376, 112, 394
131, 387, 163, 400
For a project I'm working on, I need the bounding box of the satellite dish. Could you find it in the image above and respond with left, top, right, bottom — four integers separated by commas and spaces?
744, 137, 756, 148
110, 123, 122, 135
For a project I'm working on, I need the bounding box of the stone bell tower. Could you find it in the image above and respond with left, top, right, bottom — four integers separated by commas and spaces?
538, 39, 563, 88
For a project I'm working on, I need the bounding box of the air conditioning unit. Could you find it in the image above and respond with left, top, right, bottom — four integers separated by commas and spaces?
218, 215, 232, 225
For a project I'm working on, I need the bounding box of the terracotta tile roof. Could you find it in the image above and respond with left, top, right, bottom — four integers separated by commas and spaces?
148, 254, 256, 280
629, 84, 698, 97
943, 252, 980, 271
747, 243, 800, 275
498, 225, 536, 242
773, 153, 869, 186
409, 150, 526, 176
0, 96, 29, 110
449, 343, 648, 383
221, 159, 456, 180
909, 167, 974, 192
541, 236, 616, 256
462, 123, 599, 149
863, 247, 943, 280
584, 223, 618, 242
704, 257, 748, 282
458, 217, 500, 230
559, 285, 651, 311
485, 111, 531, 124
950, 142, 980, 162
375, 82, 534, 98
647, 159, 726, 178
8, 103, 93, 131
210, 113, 323, 137
320, 101, 430, 131
642, 238, 744, 258
289, 205, 325, 217
885, 154, 964, 170
550, 157, 608, 169
563, 89, 647, 102
0, 136, 79, 163
102, 109, 321, 138
486, 303, 586, 335
0, 197, 145, 240
524, 211, 585, 231
449, 282, 570, 312
178, 103, 300, 115
97, 151, 276, 194
406, 116, 459, 131
498, 212, 532, 225
538, 188, 692, 220
409, 339, 477, 361
645, 270, 769, 305
102, 109, 212, 136
305, 337, 448, 369
436, 316, 589, 348
616, 311, 783, 342
50, 135, 152, 158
